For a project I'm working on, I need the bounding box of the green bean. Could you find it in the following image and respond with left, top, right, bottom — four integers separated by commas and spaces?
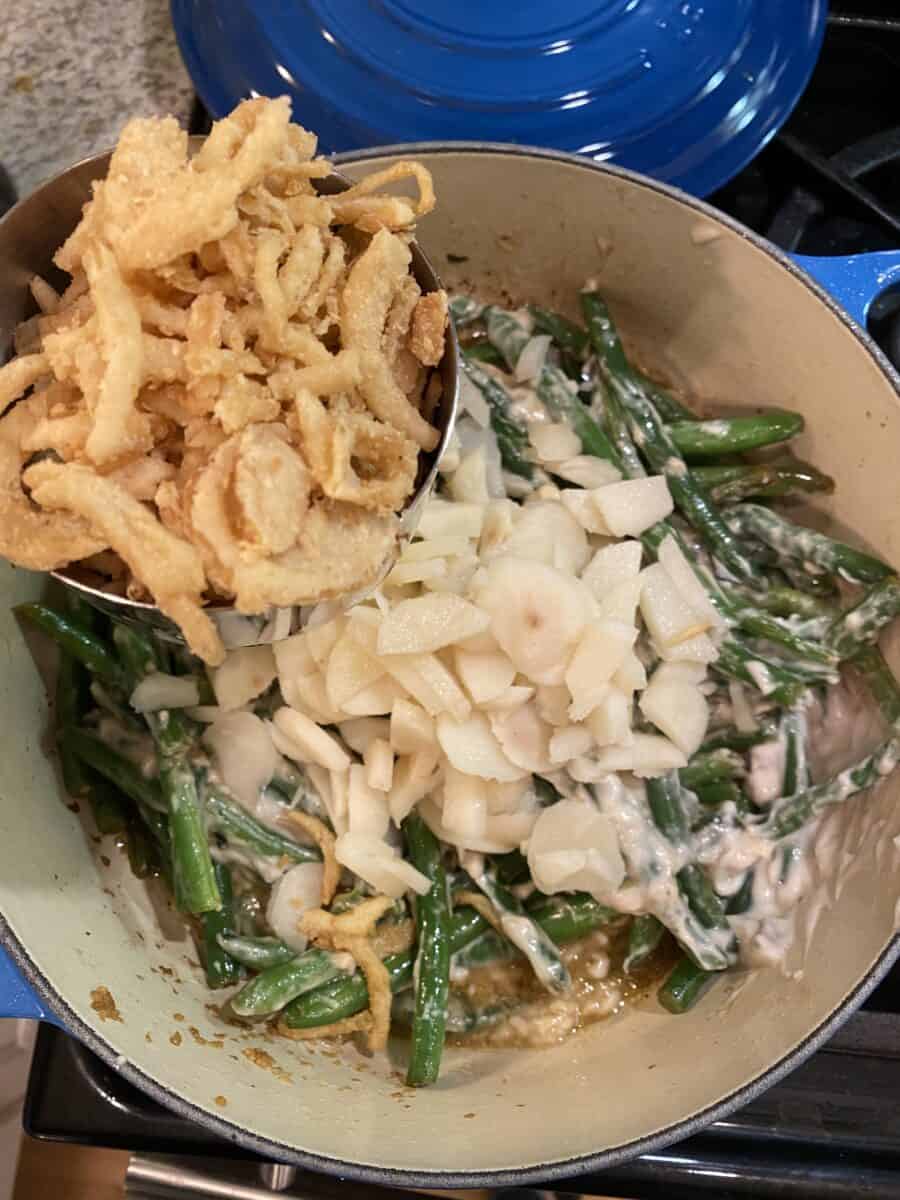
282, 896, 610, 1030
699, 725, 777, 754
694, 780, 744, 809
125, 810, 159, 877
679, 751, 744, 790
16, 603, 120, 680
658, 956, 716, 1013
695, 461, 834, 504
462, 340, 504, 367
64, 590, 101, 630
725, 871, 755, 916
852, 645, 900, 724
451, 929, 517, 971
764, 730, 900, 838
647, 773, 689, 844
204, 786, 321, 864
581, 290, 754, 580
449, 295, 483, 327
404, 812, 452, 1086
394, 990, 517, 1036
729, 585, 834, 622
725, 504, 894, 586
231, 949, 344, 1017
461, 357, 534, 480
677, 865, 730, 932
281, 950, 415, 1030
202, 864, 243, 988
161, 758, 220, 914
63, 728, 163, 811
528, 306, 589, 360
781, 709, 809, 796
624, 915, 665, 972
711, 640, 814, 707
827, 577, 900, 659
87, 777, 129, 836
56, 651, 92, 797
217, 935, 297, 971
492, 849, 530, 886
472, 869, 571, 993
668, 410, 804, 458
112, 624, 198, 758
733, 609, 839, 671
538, 364, 620, 464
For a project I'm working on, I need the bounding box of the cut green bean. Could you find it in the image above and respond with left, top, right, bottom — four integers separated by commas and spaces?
16, 603, 120, 680
852, 645, 900, 724
764, 730, 900, 838
527, 305, 589, 360
827, 577, 900, 659
699, 725, 777, 754
711, 640, 814, 706
462, 340, 504, 367
461, 357, 534, 479
202, 864, 243, 988
231, 949, 344, 1017
730, 585, 834, 622
473, 868, 571, 994
781, 709, 810, 796
63, 728, 163, 811
677, 865, 730, 932
679, 751, 744, 790
695, 461, 834, 504
694, 780, 744, 809
204, 786, 321, 864
282, 895, 609, 1030
624, 915, 665, 972
658, 956, 716, 1013
449, 295, 483, 327
125, 810, 159, 878
163, 759, 221, 915
725, 871, 755, 916
404, 812, 452, 1086
217, 935, 297, 971
725, 504, 894, 586
647, 773, 689, 844
581, 290, 754, 580
87, 777, 129, 836
668, 410, 804, 458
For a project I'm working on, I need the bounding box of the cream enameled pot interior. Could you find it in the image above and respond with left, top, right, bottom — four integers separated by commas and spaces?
2, 148, 900, 1183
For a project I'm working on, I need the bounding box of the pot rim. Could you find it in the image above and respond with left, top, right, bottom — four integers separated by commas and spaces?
5, 139, 900, 1186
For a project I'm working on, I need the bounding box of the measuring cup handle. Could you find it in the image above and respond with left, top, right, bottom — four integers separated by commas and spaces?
792, 251, 900, 329
0, 943, 60, 1023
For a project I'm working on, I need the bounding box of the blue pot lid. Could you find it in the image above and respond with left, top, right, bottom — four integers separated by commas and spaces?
171, 0, 826, 197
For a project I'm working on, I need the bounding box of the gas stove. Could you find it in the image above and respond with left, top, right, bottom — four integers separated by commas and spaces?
21, 6, 900, 1199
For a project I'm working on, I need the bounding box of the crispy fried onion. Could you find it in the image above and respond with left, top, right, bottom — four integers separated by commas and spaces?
284, 811, 339, 905
278, 895, 395, 1050
0, 397, 105, 569
294, 393, 418, 512
190, 428, 398, 612
24, 459, 222, 664
0, 354, 49, 419
341, 230, 439, 451
454, 890, 505, 935
1, 97, 446, 662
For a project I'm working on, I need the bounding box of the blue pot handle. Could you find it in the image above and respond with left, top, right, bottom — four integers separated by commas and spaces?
792, 250, 900, 328
2, 246, 899, 1032
0, 943, 61, 1024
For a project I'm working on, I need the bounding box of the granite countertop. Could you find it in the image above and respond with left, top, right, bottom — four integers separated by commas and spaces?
2, 0, 195, 202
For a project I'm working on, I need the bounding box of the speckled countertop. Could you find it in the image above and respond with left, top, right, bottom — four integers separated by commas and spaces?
2, 0, 195, 201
